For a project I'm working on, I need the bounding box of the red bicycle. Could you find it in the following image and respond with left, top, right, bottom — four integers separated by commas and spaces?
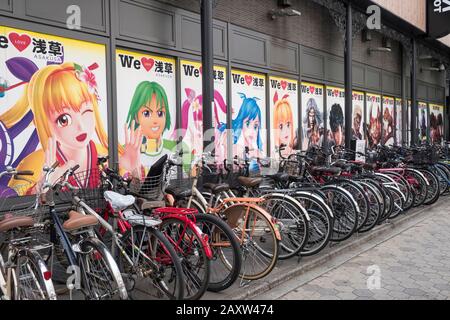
99, 156, 213, 300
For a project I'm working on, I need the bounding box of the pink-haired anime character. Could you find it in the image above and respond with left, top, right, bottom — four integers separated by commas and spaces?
179, 89, 227, 163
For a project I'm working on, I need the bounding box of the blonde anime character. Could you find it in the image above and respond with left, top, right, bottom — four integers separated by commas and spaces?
3, 62, 142, 194
273, 92, 295, 158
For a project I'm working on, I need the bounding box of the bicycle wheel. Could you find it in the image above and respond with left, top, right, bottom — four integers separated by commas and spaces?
404, 169, 427, 207
378, 184, 394, 223
194, 213, 242, 292
435, 163, 450, 194
420, 169, 440, 205
293, 191, 333, 256
159, 218, 210, 300
260, 194, 309, 259
320, 185, 359, 242
381, 172, 414, 211
221, 204, 279, 281
331, 179, 369, 231
79, 237, 128, 300
386, 186, 405, 219
13, 249, 57, 300
119, 226, 184, 300
356, 181, 382, 233
430, 165, 448, 196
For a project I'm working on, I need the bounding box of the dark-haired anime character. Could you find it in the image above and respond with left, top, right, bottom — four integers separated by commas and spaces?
327, 103, 344, 148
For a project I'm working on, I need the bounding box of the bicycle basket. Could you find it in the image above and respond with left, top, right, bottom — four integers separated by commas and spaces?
55, 168, 107, 213
0, 184, 47, 223
128, 172, 164, 200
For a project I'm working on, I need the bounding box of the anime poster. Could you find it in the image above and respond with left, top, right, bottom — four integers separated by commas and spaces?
395, 98, 403, 145
325, 86, 345, 149
382, 96, 395, 146
180, 60, 227, 163
301, 82, 324, 151
269, 76, 298, 159
352, 91, 365, 141
366, 93, 382, 149
429, 104, 444, 144
418, 101, 428, 142
231, 69, 266, 159
116, 49, 177, 174
0, 26, 108, 196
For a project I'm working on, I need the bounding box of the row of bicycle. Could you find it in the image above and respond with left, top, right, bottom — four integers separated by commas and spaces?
0, 142, 449, 300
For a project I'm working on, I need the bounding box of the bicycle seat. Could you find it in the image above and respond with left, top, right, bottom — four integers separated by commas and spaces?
266, 173, 289, 182
237, 176, 263, 188
0, 214, 34, 232
62, 210, 98, 231
165, 186, 192, 200
104, 191, 136, 211
310, 166, 341, 175
203, 183, 230, 194
136, 198, 166, 211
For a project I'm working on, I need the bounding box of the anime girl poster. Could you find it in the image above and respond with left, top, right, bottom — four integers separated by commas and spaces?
269, 76, 298, 159
430, 104, 444, 145
352, 91, 365, 141
231, 69, 266, 160
301, 82, 324, 151
418, 102, 429, 143
366, 93, 382, 149
326, 86, 345, 150
179, 60, 227, 164
395, 98, 403, 145
0, 26, 110, 196
382, 96, 395, 146
116, 49, 177, 174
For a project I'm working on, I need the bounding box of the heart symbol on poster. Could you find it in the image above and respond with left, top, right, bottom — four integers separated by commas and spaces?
281, 81, 287, 90
334, 89, 339, 97
8, 33, 31, 52
141, 58, 154, 72
372, 96, 375, 102
245, 75, 253, 86
309, 86, 315, 94
199, 66, 202, 75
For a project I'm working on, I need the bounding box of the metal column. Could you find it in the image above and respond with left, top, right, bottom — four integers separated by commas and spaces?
344, 1, 353, 148
410, 38, 417, 146
401, 45, 407, 145
201, 0, 214, 151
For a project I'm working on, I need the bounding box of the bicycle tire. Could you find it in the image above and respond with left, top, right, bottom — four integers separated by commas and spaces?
260, 193, 309, 259
13, 249, 57, 300
221, 204, 279, 281
79, 237, 128, 300
293, 191, 333, 256
320, 185, 359, 242
194, 213, 242, 292
159, 217, 211, 300
118, 225, 185, 300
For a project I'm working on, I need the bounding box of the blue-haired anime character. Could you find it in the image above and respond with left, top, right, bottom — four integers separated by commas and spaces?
232, 93, 263, 159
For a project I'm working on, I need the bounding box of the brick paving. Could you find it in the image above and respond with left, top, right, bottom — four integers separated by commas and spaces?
256, 200, 450, 300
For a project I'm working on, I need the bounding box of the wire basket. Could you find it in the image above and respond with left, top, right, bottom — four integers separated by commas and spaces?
280, 155, 305, 177
0, 184, 43, 221
54, 168, 107, 213
128, 173, 164, 200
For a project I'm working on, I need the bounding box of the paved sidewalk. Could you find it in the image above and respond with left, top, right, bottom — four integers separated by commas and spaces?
254, 200, 450, 300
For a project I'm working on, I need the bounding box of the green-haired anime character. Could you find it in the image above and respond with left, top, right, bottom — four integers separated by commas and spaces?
126, 81, 177, 169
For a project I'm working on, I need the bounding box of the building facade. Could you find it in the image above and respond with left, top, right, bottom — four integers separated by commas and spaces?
0, 0, 448, 184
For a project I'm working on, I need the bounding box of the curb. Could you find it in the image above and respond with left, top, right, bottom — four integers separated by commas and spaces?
219, 200, 445, 300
